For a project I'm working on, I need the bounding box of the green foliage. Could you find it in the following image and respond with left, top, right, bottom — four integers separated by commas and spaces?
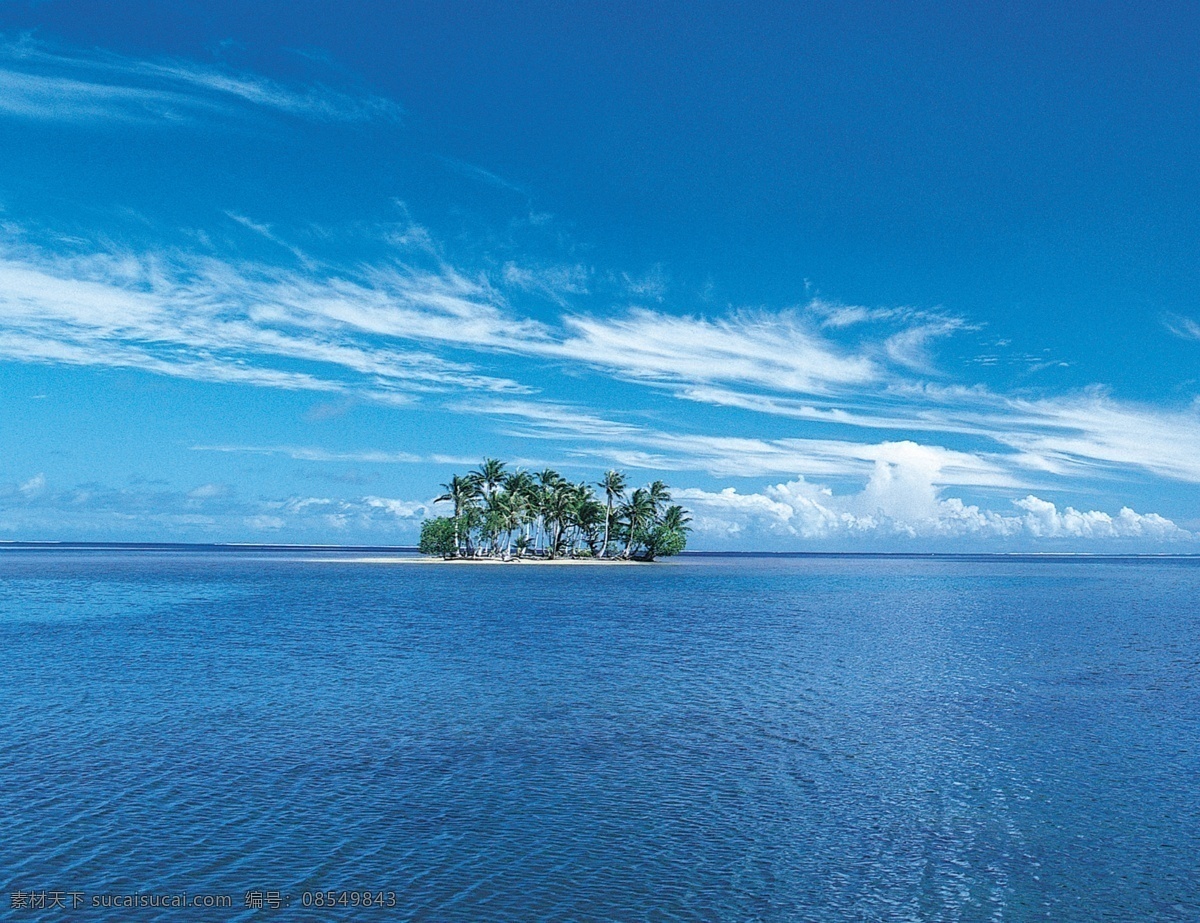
645, 524, 687, 559
419, 460, 691, 562
629, 522, 687, 560
418, 516, 458, 557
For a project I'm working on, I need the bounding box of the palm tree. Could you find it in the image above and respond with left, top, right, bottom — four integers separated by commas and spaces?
483, 489, 524, 557
423, 461, 688, 562
660, 504, 692, 533
650, 504, 691, 559
536, 468, 563, 489
542, 480, 576, 558
647, 479, 671, 515
503, 469, 535, 499
469, 457, 508, 501
534, 469, 563, 555
574, 494, 607, 555
597, 469, 627, 558
435, 474, 480, 556
558, 481, 599, 555
459, 504, 483, 556
619, 487, 656, 559
639, 503, 691, 560
481, 489, 510, 555
503, 470, 536, 555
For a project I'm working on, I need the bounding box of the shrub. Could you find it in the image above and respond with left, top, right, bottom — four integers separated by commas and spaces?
418, 516, 458, 557
634, 524, 687, 560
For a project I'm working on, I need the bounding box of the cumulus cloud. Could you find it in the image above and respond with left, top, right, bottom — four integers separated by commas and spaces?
675, 482, 857, 540
1011, 495, 1186, 540
676, 447, 1191, 546
680, 479, 1188, 545
362, 496, 429, 518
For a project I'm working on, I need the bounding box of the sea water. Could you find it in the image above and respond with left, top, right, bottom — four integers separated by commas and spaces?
1, 550, 1197, 921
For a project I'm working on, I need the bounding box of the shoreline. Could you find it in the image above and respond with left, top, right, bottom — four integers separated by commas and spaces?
309, 555, 650, 565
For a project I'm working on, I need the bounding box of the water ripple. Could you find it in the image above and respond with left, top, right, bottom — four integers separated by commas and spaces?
2, 552, 1199, 920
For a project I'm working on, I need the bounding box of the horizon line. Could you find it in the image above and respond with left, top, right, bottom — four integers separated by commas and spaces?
2, 541, 1199, 559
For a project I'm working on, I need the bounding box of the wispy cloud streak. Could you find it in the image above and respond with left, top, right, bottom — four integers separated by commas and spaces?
0, 37, 402, 124
191, 444, 478, 466
1165, 313, 1200, 341
461, 398, 1028, 486
0, 242, 532, 399
556, 308, 877, 394
4, 230, 1199, 492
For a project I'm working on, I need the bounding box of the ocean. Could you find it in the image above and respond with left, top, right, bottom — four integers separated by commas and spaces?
2, 549, 1197, 921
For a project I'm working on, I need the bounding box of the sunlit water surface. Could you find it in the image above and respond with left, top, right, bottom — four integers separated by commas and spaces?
2, 551, 1198, 921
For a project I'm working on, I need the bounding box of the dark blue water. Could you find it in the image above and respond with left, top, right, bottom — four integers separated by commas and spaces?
2, 552, 1198, 921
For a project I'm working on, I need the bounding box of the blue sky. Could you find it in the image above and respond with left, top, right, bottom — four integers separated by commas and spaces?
1, 1, 1199, 550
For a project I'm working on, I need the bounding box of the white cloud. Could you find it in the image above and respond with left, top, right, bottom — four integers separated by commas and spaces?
0, 69, 194, 123
1164, 313, 1200, 341
187, 483, 231, 500
678, 482, 869, 539
670, 423, 1191, 545
192, 444, 425, 464
459, 398, 647, 443
362, 496, 429, 518
191, 444, 484, 469
435, 156, 529, 195
996, 394, 1200, 484
7, 227, 1197, 503
0, 27, 1197, 520
679, 476, 1189, 544
677, 380, 1200, 487
225, 212, 316, 268
676, 447, 1026, 542
809, 299, 902, 329
470, 398, 1028, 487
0, 242, 533, 400
555, 308, 878, 394
244, 515, 285, 531
1011, 495, 1187, 540
620, 264, 669, 301
18, 473, 45, 497
0, 38, 402, 125
883, 316, 969, 374
502, 261, 589, 306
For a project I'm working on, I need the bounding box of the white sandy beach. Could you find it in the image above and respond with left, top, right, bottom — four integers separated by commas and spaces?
311, 556, 648, 565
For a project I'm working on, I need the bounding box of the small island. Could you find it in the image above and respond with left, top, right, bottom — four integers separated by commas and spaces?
419, 459, 691, 562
